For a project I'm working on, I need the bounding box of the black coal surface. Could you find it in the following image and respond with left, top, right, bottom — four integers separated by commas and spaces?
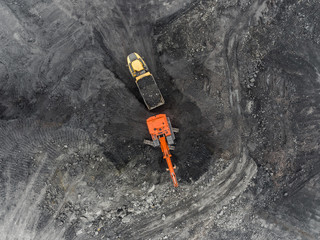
0, 0, 319, 239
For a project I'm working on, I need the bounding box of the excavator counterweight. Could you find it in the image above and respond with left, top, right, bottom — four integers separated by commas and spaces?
146, 114, 178, 187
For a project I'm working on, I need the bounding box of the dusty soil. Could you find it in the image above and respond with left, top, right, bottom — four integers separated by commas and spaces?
0, 0, 319, 239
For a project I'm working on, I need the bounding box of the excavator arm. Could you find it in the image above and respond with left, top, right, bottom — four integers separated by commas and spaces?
159, 136, 178, 187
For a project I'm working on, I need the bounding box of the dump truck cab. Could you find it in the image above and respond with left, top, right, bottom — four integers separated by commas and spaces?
127, 52, 149, 78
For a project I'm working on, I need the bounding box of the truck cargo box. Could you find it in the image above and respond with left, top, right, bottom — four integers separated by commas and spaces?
136, 74, 165, 110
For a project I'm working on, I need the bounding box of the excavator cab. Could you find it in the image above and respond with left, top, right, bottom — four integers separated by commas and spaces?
146, 114, 175, 147
146, 114, 179, 187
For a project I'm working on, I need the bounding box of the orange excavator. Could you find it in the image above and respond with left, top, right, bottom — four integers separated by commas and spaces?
145, 114, 179, 187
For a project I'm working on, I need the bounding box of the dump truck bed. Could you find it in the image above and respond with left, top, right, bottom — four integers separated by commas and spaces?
136, 75, 165, 110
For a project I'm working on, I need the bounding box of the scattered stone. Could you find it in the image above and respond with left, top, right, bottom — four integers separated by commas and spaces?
76, 229, 83, 236
122, 216, 131, 223
96, 210, 102, 216
146, 196, 154, 204
80, 216, 89, 223
117, 210, 126, 219
148, 185, 155, 193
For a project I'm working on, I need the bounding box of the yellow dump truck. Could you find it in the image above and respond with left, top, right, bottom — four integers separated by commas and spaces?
127, 52, 165, 110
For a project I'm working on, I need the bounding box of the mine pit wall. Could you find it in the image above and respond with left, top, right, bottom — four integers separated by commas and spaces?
154, 1, 265, 181
157, 0, 320, 196
238, 0, 320, 201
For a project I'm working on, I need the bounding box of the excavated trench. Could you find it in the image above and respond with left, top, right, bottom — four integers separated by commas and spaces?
0, 0, 320, 239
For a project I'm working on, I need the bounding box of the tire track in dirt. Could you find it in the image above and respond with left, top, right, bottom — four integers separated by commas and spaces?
120, 150, 257, 239
0, 119, 98, 239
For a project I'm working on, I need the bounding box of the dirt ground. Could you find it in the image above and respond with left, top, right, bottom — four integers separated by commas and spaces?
0, 0, 319, 239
